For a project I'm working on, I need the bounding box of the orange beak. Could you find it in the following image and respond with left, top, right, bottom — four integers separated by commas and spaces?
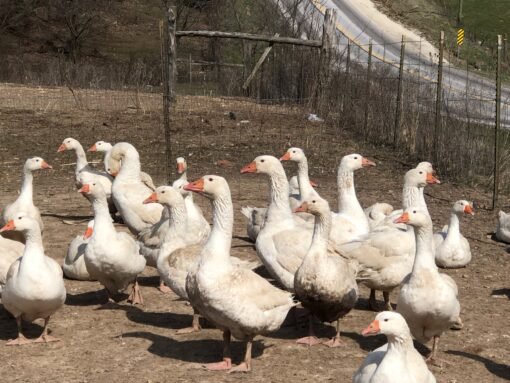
177, 162, 185, 174
362, 157, 376, 167
280, 152, 292, 161
464, 204, 474, 215
0, 220, 16, 232
41, 160, 53, 169
57, 143, 67, 152
361, 319, 380, 336
426, 172, 441, 184
143, 192, 158, 204
78, 184, 90, 194
184, 178, 205, 192
310, 180, 318, 188
294, 202, 309, 213
83, 227, 93, 239
88, 144, 97, 152
240, 161, 257, 174
394, 212, 409, 224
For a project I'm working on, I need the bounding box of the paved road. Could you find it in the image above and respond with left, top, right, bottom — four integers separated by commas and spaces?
289, 0, 510, 124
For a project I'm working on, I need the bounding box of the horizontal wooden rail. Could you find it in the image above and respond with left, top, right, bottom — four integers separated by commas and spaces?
176, 30, 322, 48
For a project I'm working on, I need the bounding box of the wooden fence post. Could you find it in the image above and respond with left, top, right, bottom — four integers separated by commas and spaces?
363, 40, 373, 140
162, 6, 176, 183
394, 36, 405, 146
433, 31, 444, 165
314, 8, 338, 113
493, 34, 503, 209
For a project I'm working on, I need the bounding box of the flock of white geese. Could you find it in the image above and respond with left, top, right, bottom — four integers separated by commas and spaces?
0, 137, 504, 380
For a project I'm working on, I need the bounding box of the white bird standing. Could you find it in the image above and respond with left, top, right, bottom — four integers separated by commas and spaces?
0, 215, 66, 345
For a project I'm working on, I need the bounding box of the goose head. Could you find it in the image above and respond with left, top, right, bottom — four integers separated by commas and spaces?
453, 200, 474, 216
58, 137, 81, 152
78, 182, 107, 200
394, 207, 431, 227
416, 161, 435, 174
176, 157, 187, 175
88, 140, 112, 152
184, 175, 229, 199
280, 147, 306, 163
404, 168, 440, 188
294, 196, 330, 216
0, 213, 40, 234
143, 185, 183, 206
24, 157, 52, 171
240, 155, 281, 175
361, 311, 410, 338
339, 153, 376, 171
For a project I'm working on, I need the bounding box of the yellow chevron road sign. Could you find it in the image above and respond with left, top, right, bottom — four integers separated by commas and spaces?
457, 28, 465, 46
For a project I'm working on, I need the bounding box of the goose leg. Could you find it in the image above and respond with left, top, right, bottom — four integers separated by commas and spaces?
323, 320, 343, 348
296, 316, 321, 346
176, 307, 202, 334
368, 289, 379, 311
203, 330, 232, 371
158, 278, 172, 294
33, 317, 60, 343
229, 337, 253, 373
425, 336, 451, 367
6, 317, 32, 346
383, 292, 393, 311
127, 280, 144, 305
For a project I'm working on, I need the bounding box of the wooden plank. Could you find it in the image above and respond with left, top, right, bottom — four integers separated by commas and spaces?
242, 34, 279, 90
176, 30, 321, 48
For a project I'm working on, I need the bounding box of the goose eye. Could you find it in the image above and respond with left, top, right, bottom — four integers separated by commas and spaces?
354, 156, 358, 160
384, 318, 389, 322
419, 171, 423, 174
18, 216, 22, 220
260, 159, 265, 163
93, 183, 96, 186
292, 151, 296, 154
161, 190, 165, 194
209, 178, 213, 182
67, 140, 71, 143
413, 210, 416, 214
312, 200, 316, 203
36, 159, 40, 162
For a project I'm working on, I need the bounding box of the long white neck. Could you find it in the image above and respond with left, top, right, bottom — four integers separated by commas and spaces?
158, 199, 188, 274
19, 225, 45, 273
73, 143, 89, 173
202, 191, 233, 264
445, 212, 461, 241
265, 166, 293, 224
179, 170, 187, 182
411, 221, 437, 275
165, 200, 187, 233
91, 194, 116, 236
184, 194, 199, 219
337, 167, 365, 220
116, 147, 142, 181
18, 167, 34, 205
375, 332, 414, 379
306, 209, 331, 262
402, 186, 424, 211
296, 157, 314, 199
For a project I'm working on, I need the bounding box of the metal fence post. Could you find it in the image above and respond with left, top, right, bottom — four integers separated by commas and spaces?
493, 34, 503, 209
433, 31, 444, 165
363, 40, 373, 140
394, 36, 405, 146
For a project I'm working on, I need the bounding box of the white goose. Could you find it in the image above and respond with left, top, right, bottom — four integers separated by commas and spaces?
63, 220, 96, 281
338, 168, 440, 311
330, 154, 375, 246
58, 137, 114, 197
80, 182, 146, 304
0, 235, 24, 295
88, 140, 156, 191
496, 210, 510, 243
241, 156, 314, 291
293, 197, 358, 347
364, 203, 394, 230
0, 215, 66, 345
395, 208, 461, 365
184, 175, 295, 373
434, 200, 473, 268
108, 142, 163, 235
1, 157, 52, 243
353, 311, 436, 383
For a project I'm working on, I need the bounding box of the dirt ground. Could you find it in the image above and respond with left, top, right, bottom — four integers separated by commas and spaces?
0, 84, 509, 382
